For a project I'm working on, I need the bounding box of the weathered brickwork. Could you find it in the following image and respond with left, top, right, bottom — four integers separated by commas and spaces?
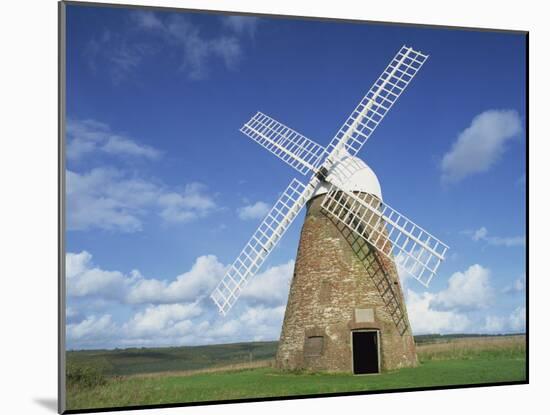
275, 194, 417, 373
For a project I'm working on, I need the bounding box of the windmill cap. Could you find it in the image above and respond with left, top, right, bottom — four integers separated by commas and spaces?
312, 155, 383, 201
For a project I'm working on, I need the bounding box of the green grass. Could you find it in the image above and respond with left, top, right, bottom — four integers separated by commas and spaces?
67, 341, 279, 376
66, 334, 522, 377
67, 345, 526, 411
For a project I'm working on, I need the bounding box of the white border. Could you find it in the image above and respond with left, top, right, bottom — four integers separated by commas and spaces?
1, 0, 545, 414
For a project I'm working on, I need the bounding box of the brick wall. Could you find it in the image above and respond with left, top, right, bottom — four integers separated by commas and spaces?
275, 194, 417, 373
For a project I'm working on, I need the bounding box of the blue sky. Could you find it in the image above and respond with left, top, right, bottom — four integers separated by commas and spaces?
64, 4, 526, 350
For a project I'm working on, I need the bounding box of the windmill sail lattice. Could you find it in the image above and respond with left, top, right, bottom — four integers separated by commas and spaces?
326, 46, 428, 160
320, 183, 448, 286
211, 178, 317, 315
240, 112, 327, 175
211, 45, 446, 316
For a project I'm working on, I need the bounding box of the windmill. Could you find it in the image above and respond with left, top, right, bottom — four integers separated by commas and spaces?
210, 45, 449, 374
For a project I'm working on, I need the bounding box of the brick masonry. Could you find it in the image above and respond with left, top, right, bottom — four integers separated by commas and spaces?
275, 193, 417, 373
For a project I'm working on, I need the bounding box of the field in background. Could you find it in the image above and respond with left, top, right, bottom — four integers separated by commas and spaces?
417, 335, 525, 361
67, 341, 278, 377
66, 335, 526, 411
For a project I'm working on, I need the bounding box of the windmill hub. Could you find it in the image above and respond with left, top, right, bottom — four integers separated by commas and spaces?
312, 154, 383, 201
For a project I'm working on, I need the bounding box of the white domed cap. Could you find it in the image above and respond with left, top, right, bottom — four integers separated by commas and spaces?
311, 155, 382, 201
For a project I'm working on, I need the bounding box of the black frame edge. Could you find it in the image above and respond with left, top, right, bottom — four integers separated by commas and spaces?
524, 31, 529, 384
58, 1, 67, 413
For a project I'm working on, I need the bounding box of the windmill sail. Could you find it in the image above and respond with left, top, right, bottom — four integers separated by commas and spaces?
212, 44, 447, 317
241, 112, 327, 175
211, 178, 317, 315
320, 182, 447, 286
326, 46, 428, 161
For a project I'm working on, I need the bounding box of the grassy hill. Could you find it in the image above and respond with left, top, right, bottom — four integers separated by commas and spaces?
67, 341, 278, 376
66, 333, 524, 377
65, 335, 526, 411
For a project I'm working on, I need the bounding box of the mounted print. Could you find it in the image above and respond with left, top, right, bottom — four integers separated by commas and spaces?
59, 1, 528, 413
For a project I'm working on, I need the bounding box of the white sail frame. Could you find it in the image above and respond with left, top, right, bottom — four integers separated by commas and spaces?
211, 178, 317, 315
326, 46, 429, 160
211, 44, 446, 315
241, 112, 327, 175
320, 183, 448, 286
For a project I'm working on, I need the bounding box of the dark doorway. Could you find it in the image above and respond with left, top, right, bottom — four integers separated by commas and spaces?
352, 331, 379, 374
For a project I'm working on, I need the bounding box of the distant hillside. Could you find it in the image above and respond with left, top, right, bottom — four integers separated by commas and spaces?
413, 333, 526, 344
67, 334, 525, 377
67, 341, 279, 376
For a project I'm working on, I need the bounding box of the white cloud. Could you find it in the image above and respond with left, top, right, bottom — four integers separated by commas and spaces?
472, 227, 488, 241
66, 306, 84, 325
127, 255, 226, 304
65, 250, 295, 349
66, 250, 526, 348
121, 303, 286, 347
123, 303, 203, 337
441, 109, 522, 183
402, 264, 501, 334
513, 278, 525, 291
67, 314, 117, 344
65, 251, 217, 348
102, 135, 158, 158
67, 302, 287, 349
85, 11, 256, 83
509, 306, 526, 332
66, 250, 294, 307
241, 260, 294, 304
67, 119, 161, 161
503, 274, 525, 294
66, 168, 216, 232
67, 305, 204, 348
466, 226, 526, 247
398, 261, 493, 312
66, 250, 93, 279
66, 307, 78, 318
483, 315, 506, 333
68, 267, 127, 298
84, 29, 148, 84
433, 264, 493, 311
66, 251, 129, 298
67, 168, 149, 232
238, 201, 270, 220
484, 306, 526, 333
403, 262, 527, 335
67, 251, 225, 305
158, 183, 217, 223
66, 118, 216, 233
405, 290, 470, 334
222, 16, 260, 37
196, 304, 286, 345
166, 15, 242, 79
128, 12, 247, 80
487, 236, 526, 247
237, 305, 286, 341
131, 10, 163, 30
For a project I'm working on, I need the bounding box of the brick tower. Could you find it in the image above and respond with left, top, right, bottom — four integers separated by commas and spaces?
275, 158, 417, 374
